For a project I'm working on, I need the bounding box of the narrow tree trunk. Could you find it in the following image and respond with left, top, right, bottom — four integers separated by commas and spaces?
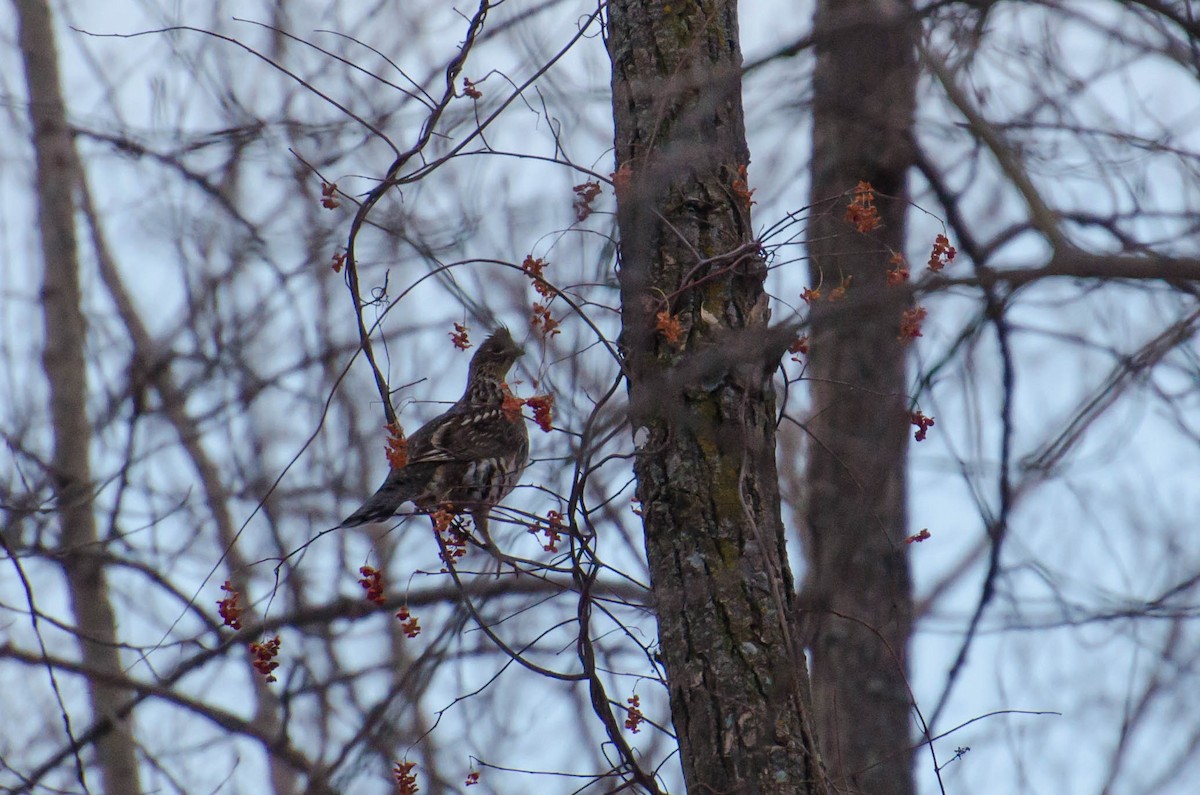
16, 0, 143, 792
803, 2, 918, 793
78, 187, 301, 795
608, 2, 828, 792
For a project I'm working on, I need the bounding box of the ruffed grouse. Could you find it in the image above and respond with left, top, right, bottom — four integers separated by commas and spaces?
340, 328, 529, 540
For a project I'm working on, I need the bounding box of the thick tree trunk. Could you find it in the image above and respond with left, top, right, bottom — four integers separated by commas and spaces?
608, 2, 829, 792
803, 2, 918, 793
16, 0, 143, 792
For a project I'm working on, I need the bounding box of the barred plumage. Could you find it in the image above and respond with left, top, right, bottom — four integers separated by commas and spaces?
340, 328, 529, 540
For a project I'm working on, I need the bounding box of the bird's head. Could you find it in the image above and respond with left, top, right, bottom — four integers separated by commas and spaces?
469, 327, 526, 381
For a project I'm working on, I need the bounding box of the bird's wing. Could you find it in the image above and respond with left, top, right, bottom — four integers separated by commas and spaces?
406, 406, 522, 464
400, 408, 460, 465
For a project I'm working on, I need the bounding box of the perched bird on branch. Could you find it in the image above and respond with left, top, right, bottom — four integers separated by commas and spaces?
340, 328, 529, 541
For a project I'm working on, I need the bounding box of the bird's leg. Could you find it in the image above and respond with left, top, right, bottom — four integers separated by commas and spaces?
470, 511, 492, 549
470, 510, 502, 578
469, 510, 509, 579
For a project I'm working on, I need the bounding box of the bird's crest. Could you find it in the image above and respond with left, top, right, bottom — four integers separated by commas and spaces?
465, 327, 525, 402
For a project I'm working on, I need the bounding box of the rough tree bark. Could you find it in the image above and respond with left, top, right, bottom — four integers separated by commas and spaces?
608, 2, 829, 792
16, 0, 143, 792
802, 1, 918, 793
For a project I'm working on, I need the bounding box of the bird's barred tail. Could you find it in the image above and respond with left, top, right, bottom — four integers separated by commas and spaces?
339, 471, 419, 528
